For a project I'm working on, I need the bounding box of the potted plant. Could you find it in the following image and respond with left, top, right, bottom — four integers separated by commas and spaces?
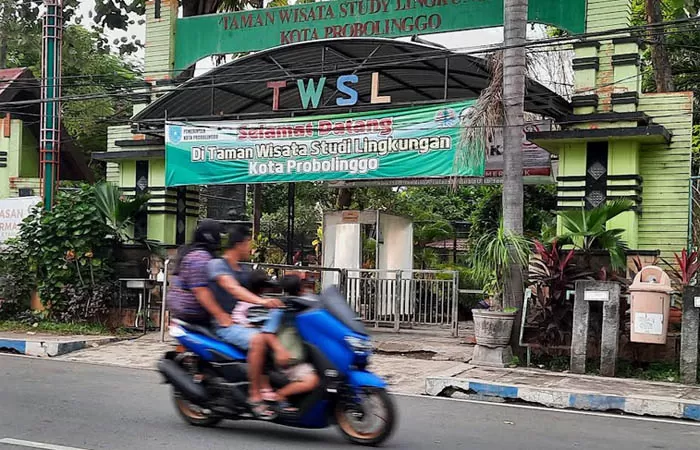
470, 221, 531, 350
93, 182, 158, 279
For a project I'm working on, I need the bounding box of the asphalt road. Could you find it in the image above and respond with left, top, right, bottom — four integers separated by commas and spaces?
1, 357, 700, 450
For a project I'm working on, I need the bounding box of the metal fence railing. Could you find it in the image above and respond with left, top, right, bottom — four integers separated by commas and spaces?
345, 269, 460, 336
159, 262, 460, 340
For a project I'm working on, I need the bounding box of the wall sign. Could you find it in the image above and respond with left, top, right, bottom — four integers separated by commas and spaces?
634, 312, 664, 335
0, 196, 40, 243
584, 290, 609, 302
165, 99, 484, 186
174, 0, 588, 70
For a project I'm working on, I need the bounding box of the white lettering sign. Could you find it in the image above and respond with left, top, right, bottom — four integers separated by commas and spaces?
584, 290, 609, 302
0, 196, 40, 243
634, 312, 664, 335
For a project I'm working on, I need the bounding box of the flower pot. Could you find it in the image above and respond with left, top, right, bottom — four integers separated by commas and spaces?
472, 309, 516, 348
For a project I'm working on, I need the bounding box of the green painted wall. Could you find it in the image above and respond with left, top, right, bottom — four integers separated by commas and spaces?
638, 93, 693, 259
144, 0, 177, 82
19, 122, 39, 178
607, 140, 640, 248
586, 0, 631, 33
0, 119, 40, 200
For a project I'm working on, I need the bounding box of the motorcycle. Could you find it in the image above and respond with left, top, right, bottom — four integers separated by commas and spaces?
158, 286, 396, 446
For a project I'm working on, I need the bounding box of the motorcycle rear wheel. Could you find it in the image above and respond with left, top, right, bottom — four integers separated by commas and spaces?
172, 389, 222, 427
336, 388, 396, 446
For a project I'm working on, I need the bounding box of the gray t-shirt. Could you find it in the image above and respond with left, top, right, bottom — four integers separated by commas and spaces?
207, 258, 251, 314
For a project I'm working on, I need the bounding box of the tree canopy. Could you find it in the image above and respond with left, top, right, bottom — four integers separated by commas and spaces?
3, 22, 140, 177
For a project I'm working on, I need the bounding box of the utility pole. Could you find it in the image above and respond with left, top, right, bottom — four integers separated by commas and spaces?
502, 0, 528, 349
40, 0, 62, 211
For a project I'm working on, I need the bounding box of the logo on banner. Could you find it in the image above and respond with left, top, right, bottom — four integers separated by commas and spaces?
434, 108, 458, 128
168, 125, 183, 144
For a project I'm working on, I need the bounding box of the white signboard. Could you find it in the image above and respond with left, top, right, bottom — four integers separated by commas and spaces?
634, 312, 664, 335
0, 196, 40, 243
584, 290, 609, 302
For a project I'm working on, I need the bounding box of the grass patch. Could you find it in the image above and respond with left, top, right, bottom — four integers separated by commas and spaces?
614, 361, 680, 383
528, 354, 682, 383
0, 320, 136, 336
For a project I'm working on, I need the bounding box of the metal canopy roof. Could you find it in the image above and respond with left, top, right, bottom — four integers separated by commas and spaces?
132, 38, 571, 133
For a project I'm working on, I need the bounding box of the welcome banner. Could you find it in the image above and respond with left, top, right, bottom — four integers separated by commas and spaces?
165, 100, 484, 186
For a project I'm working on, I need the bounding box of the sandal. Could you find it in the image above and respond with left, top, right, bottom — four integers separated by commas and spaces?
248, 400, 277, 421
261, 389, 278, 402
277, 400, 298, 414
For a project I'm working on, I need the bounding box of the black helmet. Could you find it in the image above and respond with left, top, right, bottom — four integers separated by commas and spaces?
194, 219, 222, 252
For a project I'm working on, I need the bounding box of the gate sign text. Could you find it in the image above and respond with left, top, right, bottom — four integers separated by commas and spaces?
174, 0, 588, 70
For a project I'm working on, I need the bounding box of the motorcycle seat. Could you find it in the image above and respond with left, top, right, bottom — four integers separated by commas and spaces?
175, 319, 249, 355
177, 321, 221, 341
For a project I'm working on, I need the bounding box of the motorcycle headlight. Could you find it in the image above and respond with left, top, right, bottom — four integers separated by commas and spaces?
345, 336, 373, 353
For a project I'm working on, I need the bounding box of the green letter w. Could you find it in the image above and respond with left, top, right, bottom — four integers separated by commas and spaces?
296, 77, 326, 110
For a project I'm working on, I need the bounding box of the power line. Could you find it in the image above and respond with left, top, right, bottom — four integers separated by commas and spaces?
2, 14, 700, 89
0, 15, 695, 116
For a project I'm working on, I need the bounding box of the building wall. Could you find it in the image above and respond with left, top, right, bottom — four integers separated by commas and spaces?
0, 119, 40, 200
586, 0, 631, 33
554, 0, 694, 261
638, 93, 694, 257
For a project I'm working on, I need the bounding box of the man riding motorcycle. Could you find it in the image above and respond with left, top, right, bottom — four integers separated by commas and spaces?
168, 221, 283, 419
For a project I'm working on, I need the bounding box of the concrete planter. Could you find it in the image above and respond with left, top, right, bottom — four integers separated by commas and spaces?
472, 309, 516, 348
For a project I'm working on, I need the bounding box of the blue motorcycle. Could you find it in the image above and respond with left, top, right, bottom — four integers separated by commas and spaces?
158, 286, 396, 446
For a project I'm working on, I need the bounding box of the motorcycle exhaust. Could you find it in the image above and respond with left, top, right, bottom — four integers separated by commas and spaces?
158, 359, 209, 404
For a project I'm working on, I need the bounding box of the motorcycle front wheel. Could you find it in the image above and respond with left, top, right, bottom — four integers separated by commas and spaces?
336, 388, 396, 446
172, 389, 222, 427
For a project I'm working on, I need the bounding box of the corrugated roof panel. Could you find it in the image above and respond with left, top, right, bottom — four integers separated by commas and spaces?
134, 38, 571, 127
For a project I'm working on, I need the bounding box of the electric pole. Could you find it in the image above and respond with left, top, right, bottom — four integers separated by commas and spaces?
40, 0, 62, 210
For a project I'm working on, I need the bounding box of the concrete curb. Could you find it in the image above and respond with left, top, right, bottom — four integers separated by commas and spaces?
0, 336, 122, 357
425, 376, 700, 422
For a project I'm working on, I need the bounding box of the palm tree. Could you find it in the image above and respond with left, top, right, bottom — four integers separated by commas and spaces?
457, 0, 529, 350
501, 0, 528, 317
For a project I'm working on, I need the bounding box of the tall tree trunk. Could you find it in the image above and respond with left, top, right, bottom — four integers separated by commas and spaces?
337, 188, 353, 209
252, 184, 262, 237
646, 0, 674, 92
502, 0, 527, 350
0, 39, 6, 69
